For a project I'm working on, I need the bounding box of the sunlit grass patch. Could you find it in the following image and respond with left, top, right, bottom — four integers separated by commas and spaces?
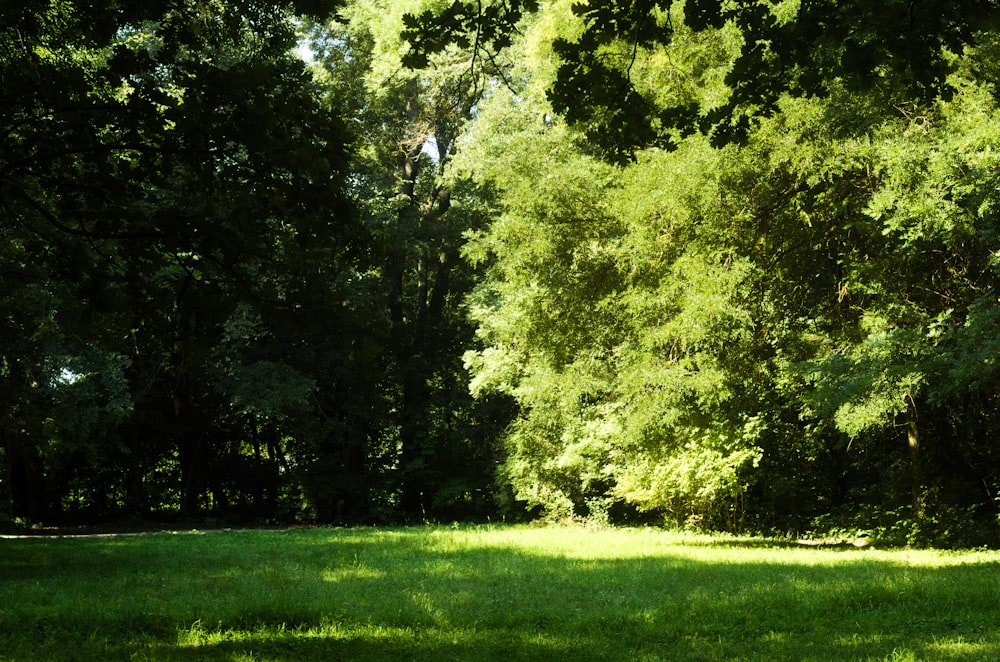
2, 525, 999, 660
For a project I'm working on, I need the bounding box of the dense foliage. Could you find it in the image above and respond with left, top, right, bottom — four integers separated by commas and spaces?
1, 0, 505, 525
4, 0, 1000, 545
448, 0, 1000, 544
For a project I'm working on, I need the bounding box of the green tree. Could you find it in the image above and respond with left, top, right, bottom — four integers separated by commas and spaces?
299, 0, 513, 520
452, 0, 1000, 543
1, 0, 356, 522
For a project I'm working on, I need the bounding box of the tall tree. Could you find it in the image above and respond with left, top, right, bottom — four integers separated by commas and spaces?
301, 0, 512, 520
1, 0, 355, 521
452, 0, 1000, 543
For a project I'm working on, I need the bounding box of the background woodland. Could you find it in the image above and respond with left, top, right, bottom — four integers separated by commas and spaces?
5, 0, 1000, 546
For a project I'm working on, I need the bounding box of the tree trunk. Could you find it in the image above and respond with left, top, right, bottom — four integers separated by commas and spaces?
8, 443, 48, 521
178, 399, 203, 518
123, 447, 147, 517
906, 401, 923, 516
399, 359, 429, 517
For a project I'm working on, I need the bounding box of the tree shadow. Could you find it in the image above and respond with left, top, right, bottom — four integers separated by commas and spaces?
3, 527, 999, 661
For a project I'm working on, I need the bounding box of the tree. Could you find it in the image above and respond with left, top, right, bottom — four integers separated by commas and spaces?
295, 0, 515, 520
456, 3, 769, 525
1, 0, 356, 522
450, 0, 1000, 543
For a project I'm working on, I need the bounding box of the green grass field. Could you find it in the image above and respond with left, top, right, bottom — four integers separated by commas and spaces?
1, 525, 999, 661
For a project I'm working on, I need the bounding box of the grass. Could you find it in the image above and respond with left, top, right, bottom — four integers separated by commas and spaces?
1, 525, 999, 661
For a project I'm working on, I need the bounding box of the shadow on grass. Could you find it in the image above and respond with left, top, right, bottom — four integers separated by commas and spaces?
139, 629, 613, 662
2, 527, 999, 661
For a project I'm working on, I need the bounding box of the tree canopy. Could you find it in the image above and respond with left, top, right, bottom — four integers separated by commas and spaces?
434, 0, 1000, 543
405, 0, 1000, 157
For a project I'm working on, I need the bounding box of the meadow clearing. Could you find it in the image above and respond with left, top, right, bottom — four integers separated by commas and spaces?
1, 525, 998, 661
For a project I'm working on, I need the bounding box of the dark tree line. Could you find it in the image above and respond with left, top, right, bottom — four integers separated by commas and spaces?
0, 0, 507, 526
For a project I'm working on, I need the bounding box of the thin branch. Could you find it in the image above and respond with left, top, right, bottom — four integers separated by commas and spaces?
471, 0, 484, 100
2, 179, 164, 241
